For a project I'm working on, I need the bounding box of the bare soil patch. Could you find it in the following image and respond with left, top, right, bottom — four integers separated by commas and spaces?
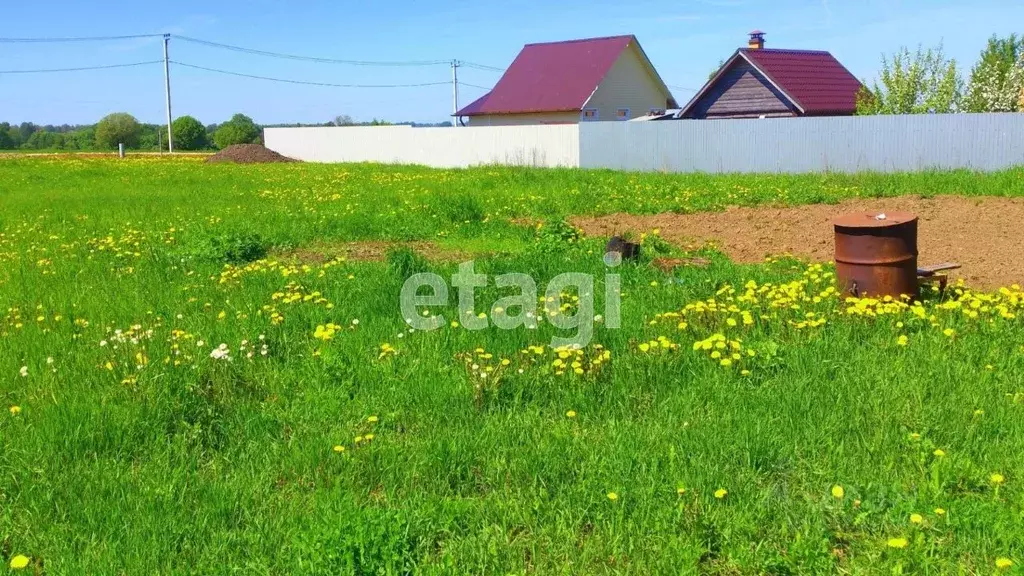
273, 241, 472, 263
573, 195, 1024, 290
205, 144, 295, 164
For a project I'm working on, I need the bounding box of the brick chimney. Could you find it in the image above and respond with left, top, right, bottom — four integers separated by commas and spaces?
748, 30, 765, 50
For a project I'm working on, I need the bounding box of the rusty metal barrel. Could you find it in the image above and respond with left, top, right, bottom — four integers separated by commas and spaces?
834, 211, 918, 299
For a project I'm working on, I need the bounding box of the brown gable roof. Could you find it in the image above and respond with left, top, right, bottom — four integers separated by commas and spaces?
681, 48, 863, 116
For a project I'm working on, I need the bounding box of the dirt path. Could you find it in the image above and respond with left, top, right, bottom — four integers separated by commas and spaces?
573, 196, 1024, 290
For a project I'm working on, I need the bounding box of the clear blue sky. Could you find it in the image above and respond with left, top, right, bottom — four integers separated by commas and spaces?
2, 0, 1022, 126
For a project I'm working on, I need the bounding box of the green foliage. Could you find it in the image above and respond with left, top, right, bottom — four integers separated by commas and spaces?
171, 116, 208, 151
385, 246, 430, 279
964, 34, 1024, 113
22, 130, 65, 150
857, 44, 962, 115
94, 112, 142, 149
63, 127, 95, 151
0, 123, 17, 149
213, 113, 261, 149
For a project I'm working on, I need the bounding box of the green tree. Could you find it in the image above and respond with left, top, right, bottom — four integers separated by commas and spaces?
95, 113, 141, 149
213, 114, 261, 149
23, 131, 65, 150
64, 128, 96, 151
0, 123, 14, 149
964, 34, 1024, 112
857, 44, 962, 115
171, 116, 207, 150
18, 122, 37, 142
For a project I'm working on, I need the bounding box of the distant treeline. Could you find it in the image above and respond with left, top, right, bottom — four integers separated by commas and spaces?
0, 113, 453, 151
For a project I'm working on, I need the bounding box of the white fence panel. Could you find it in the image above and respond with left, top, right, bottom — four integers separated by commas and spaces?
264, 125, 579, 168
579, 113, 1024, 173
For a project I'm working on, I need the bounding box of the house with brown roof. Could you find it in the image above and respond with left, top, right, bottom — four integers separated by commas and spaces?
456, 35, 678, 126
678, 31, 863, 119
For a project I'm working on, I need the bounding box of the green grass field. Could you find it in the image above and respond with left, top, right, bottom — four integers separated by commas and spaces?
2, 157, 1024, 574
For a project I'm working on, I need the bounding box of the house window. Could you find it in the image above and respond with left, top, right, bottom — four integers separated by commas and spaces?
581, 109, 599, 121
616, 108, 630, 120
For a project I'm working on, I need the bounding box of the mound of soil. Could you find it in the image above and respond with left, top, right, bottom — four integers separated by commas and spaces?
573, 195, 1024, 290
205, 144, 296, 164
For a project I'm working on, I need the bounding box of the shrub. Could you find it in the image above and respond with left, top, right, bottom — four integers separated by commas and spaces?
213, 114, 260, 149
171, 116, 207, 151
95, 113, 141, 149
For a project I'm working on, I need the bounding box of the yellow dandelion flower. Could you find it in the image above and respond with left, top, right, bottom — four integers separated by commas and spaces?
896, 335, 908, 346
996, 558, 1013, 570
9, 405, 21, 416
332, 445, 345, 453
934, 507, 946, 516
714, 488, 728, 499
638, 343, 650, 353
933, 449, 946, 458
566, 410, 576, 418
910, 513, 923, 524
367, 415, 378, 423
719, 358, 732, 367
943, 328, 955, 337
991, 473, 1005, 485
677, 487, 686, 495
887, 537, 908, 549
607, 492, 618, 501
9, 555, 29, 570
363, 434, 374, 441
831, 485, 845, 499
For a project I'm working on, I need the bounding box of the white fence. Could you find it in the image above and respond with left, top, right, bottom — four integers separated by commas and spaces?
264, 125, 579, 168
579, 113, 1024, 173
264, 114, 1024, 173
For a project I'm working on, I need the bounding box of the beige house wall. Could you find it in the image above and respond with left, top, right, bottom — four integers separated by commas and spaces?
582, 43, 674, 121
465, 111, 580, 126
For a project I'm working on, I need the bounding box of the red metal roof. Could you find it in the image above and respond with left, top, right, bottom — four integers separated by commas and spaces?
457, 92, 491, 116
739, 48, 863, 114
456, 35, 636, 116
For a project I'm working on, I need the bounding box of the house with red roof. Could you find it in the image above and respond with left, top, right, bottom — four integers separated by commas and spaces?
678, 31, 863, 119
456, 35, 678, 126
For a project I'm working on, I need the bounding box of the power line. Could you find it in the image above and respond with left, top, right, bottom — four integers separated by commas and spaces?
0, 34, 161, 43
0, 60, 163, 74
667, 84, 698, 92
171, 61, 451, 88
461, 61, 504, 73
173, 35, 448, 67
460, 82, 491, 90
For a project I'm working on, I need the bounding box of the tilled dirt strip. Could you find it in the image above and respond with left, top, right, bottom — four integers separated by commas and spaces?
573, 195, 1024, 290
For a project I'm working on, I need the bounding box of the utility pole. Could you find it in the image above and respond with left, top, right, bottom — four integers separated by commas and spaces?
451, 59, 460, 128
163, 33, 174, 153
